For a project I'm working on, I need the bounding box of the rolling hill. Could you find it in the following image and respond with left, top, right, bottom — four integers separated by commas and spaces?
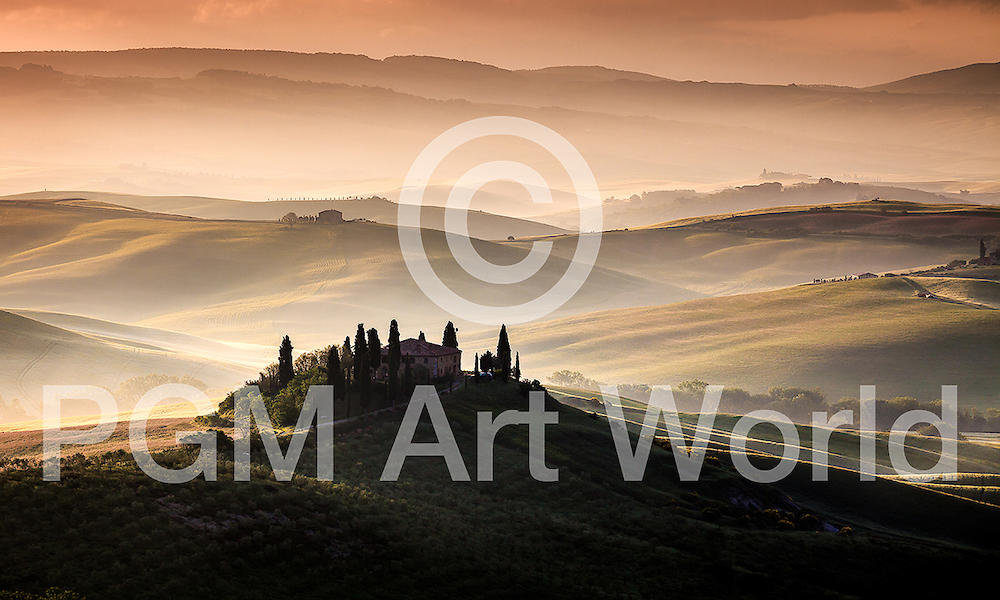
0, 309, 253, 422
0, 52, 997, 203
464, 276, 1000, 408
868, 61, 1000, 95
1, 381, 998, 598
0, 191, 569, 240
537, 179, 999, 230
0, 196, 700, 349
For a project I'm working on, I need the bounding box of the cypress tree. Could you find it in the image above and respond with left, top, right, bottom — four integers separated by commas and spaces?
496, 325, 512, 382
278, 335, 294, 390
340, 336, 353, 385
388, 319, 401, 406
474, 353, 479, 373
442, 321, 459, 348
326, 345, 346, 413
514, 352, 521, 381
354, 324, 370, 407
367, 328, 382, 372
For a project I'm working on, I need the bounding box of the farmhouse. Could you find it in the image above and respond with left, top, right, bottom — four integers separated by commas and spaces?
379, 332, 462, 380
316, 209, 344, 224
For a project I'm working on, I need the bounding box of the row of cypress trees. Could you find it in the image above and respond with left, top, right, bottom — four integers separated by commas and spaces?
269, 320, 465, 417
260, 320, 517, 420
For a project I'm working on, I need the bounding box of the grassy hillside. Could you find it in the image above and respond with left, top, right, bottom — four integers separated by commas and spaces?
641, 198, 1000, 235
0, 382, 997, 599
1, 195, 989, 345
0, 310, 252, 422
867, 61, 1000, 94
536, 206, 981, 296
0, 191, 570, 241
0, 196, 698, 349
537, 180, 997, 231
464, 276, 1000, 408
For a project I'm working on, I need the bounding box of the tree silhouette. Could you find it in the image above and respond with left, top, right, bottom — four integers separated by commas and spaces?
326, 345, 345, 413
442, 321, 459, 348
496, 325, 512, 382
480, 351, 495, 374
388, 319, 401, 406
278, 335, 294, 390
514, 352, 521, 381
367, 328, 382, 372
354, 324, 370, 407
340, 336, 353, 386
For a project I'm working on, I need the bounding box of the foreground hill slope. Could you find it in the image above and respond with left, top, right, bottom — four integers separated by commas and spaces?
0, 382, 997, 598
465, 276, 1000, 408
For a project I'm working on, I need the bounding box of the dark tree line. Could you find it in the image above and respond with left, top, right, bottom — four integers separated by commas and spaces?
247, 319, 465, 423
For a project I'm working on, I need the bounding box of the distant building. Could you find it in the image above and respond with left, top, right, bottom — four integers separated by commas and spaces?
852, 272, 878, 280
379, 332, 461, 380
316, 209, 344, 224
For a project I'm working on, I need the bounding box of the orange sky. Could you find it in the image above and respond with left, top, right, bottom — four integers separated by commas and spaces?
0, 0, 997, 85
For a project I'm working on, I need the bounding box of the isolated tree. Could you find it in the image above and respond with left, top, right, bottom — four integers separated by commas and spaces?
514, 352, 521, 381
367, 328, 382, 371
388, 319, 401, 406
278, 335, 294, 390
326, 345, 345, 405
340, 336, 353, 385
354, 324, 370, 407
474, 353, 480, 373
442, 321, 459, 348
496, 325, 512, 382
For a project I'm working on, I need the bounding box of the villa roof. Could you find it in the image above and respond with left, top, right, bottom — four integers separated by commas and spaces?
392, 338, 461, 357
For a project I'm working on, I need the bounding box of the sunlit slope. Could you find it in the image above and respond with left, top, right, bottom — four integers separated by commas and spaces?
9, 309, 271, 368
468, 277, 1000, 407
0, 197, 697, 348
0, 310, 252, 421
641, 198, 1000, 235
534, 201, 986, 295
1, 191, 570, 240
867, 61, 1000, 95
1, 196, 991, 349
909, 276, 1000, 309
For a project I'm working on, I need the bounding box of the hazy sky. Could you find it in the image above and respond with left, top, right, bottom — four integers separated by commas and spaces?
0, 0, 997, 86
